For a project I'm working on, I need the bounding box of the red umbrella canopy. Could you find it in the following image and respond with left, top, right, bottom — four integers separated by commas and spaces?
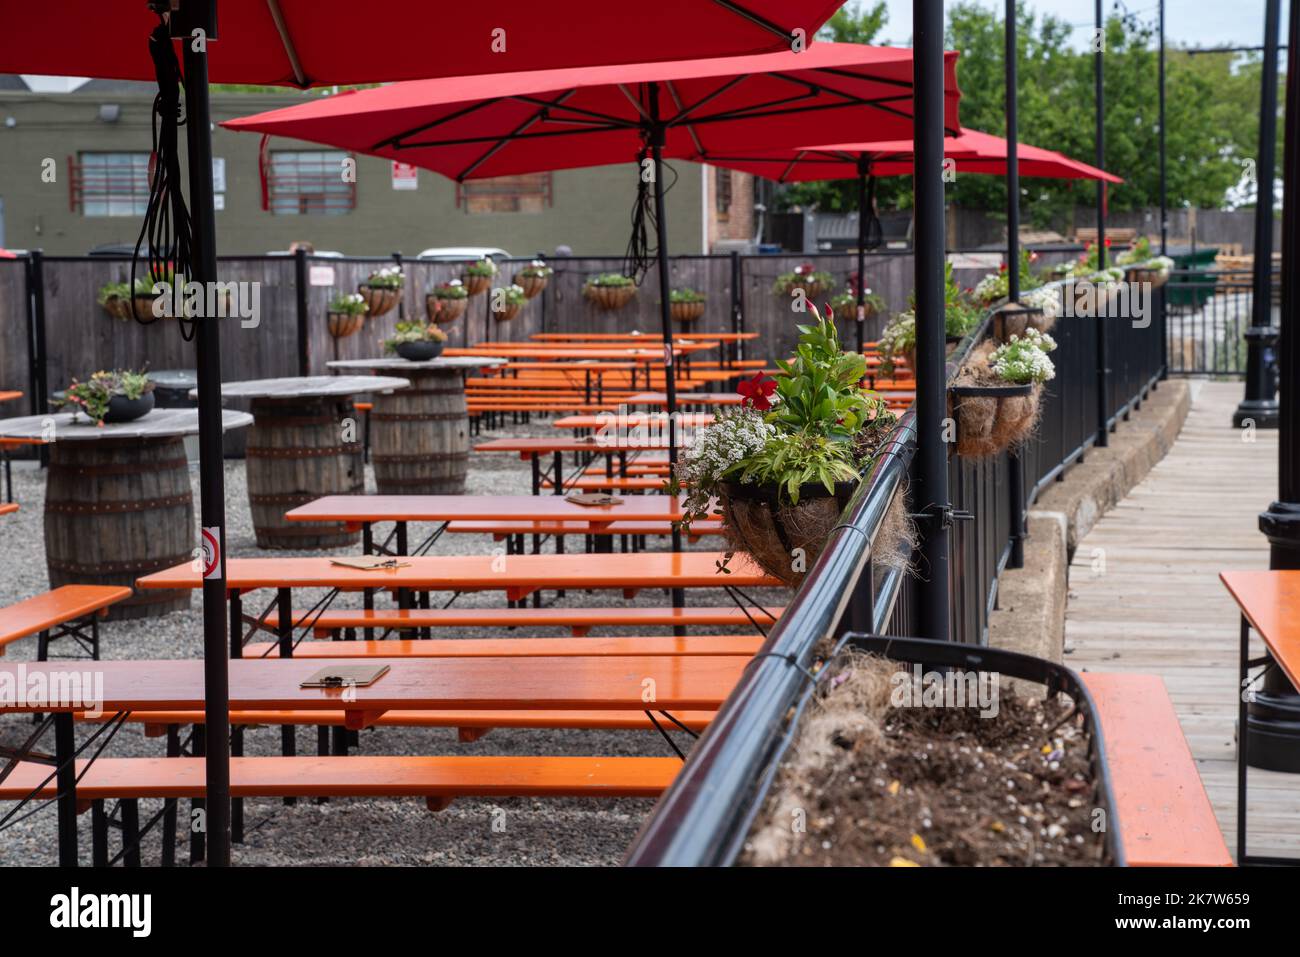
0, 1, 846, 87
221, 43, 962, 179
707, 127, 1121, 183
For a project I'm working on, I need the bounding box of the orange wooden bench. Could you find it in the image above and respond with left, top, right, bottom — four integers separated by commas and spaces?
1219, 569, 1300, 866
1081, 672, 1233, 867
0, 585, 132, 659
0, 502, 17, 517
540, 475, 668, 492
242, 634, 762, 659
277, 604, 782, 639
0, 754, 681, 865
443, 519, 721, 542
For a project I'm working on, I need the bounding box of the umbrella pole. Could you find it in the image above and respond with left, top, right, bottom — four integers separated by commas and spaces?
647, 89, 685, 622
856, 159, 868, 355
181, 20, 232, 867
912, 0, 952, 642
1094, 0, 1109, 449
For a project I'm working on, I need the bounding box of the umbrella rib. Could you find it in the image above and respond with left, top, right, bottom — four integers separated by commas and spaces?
669, 76, 750, 124
372, 97, 506, 151
663, 82, 706, 156
710, 0, 798, 41
617, 85, 652, 122
511, 95, 640, 129
455, 89, 578, 181
395, 125, 629, 151
264, 0, 309, 87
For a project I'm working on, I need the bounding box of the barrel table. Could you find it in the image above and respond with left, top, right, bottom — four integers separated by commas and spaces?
327, 357, 504, 495
205, 375, 409, 549
0, 408, 252, 620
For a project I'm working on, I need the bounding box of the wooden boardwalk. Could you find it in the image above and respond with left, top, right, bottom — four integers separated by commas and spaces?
1064, 379, 1297, 858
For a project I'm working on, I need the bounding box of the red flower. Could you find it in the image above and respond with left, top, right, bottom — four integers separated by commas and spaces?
737, 373, 777, 411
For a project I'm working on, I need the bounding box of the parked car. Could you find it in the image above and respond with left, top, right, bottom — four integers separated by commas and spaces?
416, 246, 511, 262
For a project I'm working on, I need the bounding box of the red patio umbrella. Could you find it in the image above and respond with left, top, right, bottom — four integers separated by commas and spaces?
705, 127, 1121, 350
1, 0, 849, 870
222, 42, 962, 458
0, 0, 845, 85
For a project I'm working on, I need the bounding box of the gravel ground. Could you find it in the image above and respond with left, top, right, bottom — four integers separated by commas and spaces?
0, 418, 786, 867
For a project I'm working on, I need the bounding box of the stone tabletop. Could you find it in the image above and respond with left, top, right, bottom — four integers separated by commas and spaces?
327, 356, 507, 372
191, 375, 411, 401
0, 408, 253, 441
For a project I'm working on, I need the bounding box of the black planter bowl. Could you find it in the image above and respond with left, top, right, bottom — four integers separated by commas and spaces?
103, 391, 155, 424
395, 341, 445, 362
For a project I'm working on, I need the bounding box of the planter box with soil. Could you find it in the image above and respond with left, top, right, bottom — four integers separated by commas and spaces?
426, 293, 468, 325
742, 636, 1121, 867
358, 283, 400, 318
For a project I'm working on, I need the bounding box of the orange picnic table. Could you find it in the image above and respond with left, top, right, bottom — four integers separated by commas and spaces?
553, 412, 717, 430
1219, 569, 1300, 866
0, 654, 746, 866
475, 436, 677, 494
284, 493, 690, 554
531, 332, 759, 343
0, 502, 16, 517
0, 391, 21, 404
138, 552, 767, 602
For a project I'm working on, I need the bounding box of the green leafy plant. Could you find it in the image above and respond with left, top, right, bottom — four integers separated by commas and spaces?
328, 292, 368, 315
432, 280, 468, 299
516, 261, 553, 279
585, 272, 634, 288
989, 327, 1058, 384
972, 249, 1044, 304
677, 306, 895, 520
830, 291, 886, 316
384, 321, 448, 354
773, 264, 835, 297
670, 288, 706, 303
364, 265, 404, 289
464, 259, 498, 278
97, 281, 131, 305
494, 284, 528, 307
60, 369, 153, 425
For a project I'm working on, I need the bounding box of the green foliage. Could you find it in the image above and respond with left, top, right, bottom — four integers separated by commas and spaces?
384, 321, 447, 353
670, 288, 706, 303
432, 280, 468, 299
776, 4, 1272, 220
830, 291, 886, 317
731, 430, 861, 504
768, 310, 873, 441
818, 1, 888, 45
61, 369, 153, 424
464, 259, 498, 278
495, 284, 528, 306
97, 281, 130, 305
328, 292, 368, 315
585, 272, 634, 288
773, 268, 834, 296
364, 266, 404, 289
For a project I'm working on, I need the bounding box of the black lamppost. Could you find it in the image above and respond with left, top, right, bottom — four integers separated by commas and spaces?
1005, 0, 1027, 569
913, 0, 952, 642
1234, 0, 1282, 429
1252, 0, 1300, 773
1159, 0, 1167, 257
1094, 0, 1109, 448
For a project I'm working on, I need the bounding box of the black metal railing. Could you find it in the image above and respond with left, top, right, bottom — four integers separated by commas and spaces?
626, 274, 1169, 865
1163, 267, 1259, 377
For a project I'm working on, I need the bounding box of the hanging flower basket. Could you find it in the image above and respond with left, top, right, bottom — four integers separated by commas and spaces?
1127, 265, 1170, 289
358, 284, 400, 318
425, 293, 468, 325
584, 276, 637, 312
463, 274, 492, 297
670, 300, 706, 323
514, 262, 553, 299
133, 293, 165, 322
493, 302, 523, 322
492, 284, 528, 322
948, 336, 1056, 458
327, 311, 365, 339
101, 294, 133, 321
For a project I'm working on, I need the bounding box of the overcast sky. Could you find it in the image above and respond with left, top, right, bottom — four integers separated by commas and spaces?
872, 1, 1289, 50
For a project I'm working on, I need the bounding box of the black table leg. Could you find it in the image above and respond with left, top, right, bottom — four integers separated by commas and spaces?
54, 711, 78, 867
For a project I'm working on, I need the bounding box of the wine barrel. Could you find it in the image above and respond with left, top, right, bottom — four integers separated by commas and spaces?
245, 396, 364, 549
44, 437, 194, 620
370, 368, 469, 493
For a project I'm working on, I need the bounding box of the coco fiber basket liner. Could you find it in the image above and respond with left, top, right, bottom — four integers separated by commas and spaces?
950, 341, 1041, 459
719, 480, 915, 588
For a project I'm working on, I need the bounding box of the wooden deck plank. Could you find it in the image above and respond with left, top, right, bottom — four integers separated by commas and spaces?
1063, 380, 1295, 861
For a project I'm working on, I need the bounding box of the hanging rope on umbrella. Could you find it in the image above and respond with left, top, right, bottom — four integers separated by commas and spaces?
864, 174, 883, 252
131, 17, 197, 339
623, 139, 678, 285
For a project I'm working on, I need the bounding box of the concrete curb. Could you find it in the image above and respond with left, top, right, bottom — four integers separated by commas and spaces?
988, 378, 1192, 666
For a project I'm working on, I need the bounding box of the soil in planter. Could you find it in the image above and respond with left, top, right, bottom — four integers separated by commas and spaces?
742, 652, 1107, 867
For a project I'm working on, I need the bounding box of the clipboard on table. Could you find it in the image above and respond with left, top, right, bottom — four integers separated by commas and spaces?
300, 664, 391, 689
